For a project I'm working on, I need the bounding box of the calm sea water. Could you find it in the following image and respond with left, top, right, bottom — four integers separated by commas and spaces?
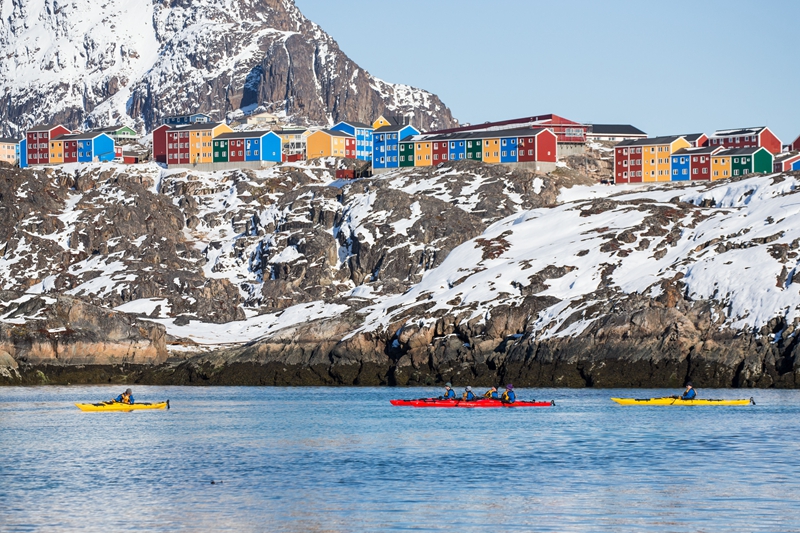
1, 386, 799, 532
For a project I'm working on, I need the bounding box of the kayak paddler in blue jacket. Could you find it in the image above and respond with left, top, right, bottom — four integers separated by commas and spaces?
440, 382, 456, 400
483, 386, 499, 399
680, 382, 697, 400
462, 386, 476, 401
114, 388, 134, 405
501, 384, 516, 404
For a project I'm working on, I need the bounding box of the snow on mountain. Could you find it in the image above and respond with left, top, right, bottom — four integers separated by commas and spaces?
0, 0, 457, 135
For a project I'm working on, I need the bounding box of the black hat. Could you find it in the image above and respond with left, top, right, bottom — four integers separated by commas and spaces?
125, 388, 132, 395
685, 382, 693, 387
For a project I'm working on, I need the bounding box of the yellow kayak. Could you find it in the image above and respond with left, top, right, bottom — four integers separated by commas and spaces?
612, 397, 754, 406
75, 400, 170, 412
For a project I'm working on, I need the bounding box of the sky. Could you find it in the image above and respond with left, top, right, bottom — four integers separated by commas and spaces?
293, 0, 799, 143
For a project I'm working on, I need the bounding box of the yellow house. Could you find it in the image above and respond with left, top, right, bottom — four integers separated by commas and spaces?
373, 114, 409, 130
0, 138, 19, 164
187, 123, 232, 164
414, 140, 432, 167
639, 135, 691, 182
482, 137, 501, 163
711, 154, 732, 180
49, 139, 65, 163
306, 129, 354, 159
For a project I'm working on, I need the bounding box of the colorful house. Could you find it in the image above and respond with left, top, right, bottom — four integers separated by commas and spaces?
711, 147, 773, 180
18, 139, 27, 168
372, 114, 410, 130
791, 134, 800, 152
614, 135, 691, 184
25, 124, 71, 166
774, 152, 800, 172
0, 137, 20, 165
162, 113, 213, 126
586, 124, 647, 142
373, 124, 420, 170
275, 128, 310, 160
399, 138, 415, 167
682, 133, 709, 148
153, 122, 232, 165
306, 129, 356, 159
71, 132, 116, 162
706, 127, 782, 155
670, 146, 723, 181
331, 121, 373, 161
212, 131, 282, 163
97, 125, 138, 143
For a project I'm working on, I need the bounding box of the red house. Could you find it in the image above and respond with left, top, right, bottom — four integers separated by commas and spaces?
705, 127, 782, 155
425, 114, 588, 144
682, 133, 708, 148
791, 134, 800, 152
25, 124, 70, 165
152, 124, 172, 164
432, 140, 449, 163
614, 143, 644, 183
774, 152, 800, 172
62, 136, 78, 163
517, 128, 557, 163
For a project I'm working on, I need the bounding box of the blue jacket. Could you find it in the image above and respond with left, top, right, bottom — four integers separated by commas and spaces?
681, 388, 696, 400
501, 390, 516, 403
443, 388, 456, 399
463, 391, 476, 401
484, 390, 499, 399
115, 393, 135, 404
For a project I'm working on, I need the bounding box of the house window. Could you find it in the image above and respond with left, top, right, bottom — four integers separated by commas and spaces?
511, 150, 515, 156
673, 169, 678, 175
703, 168, 708, 174
693, 168, 698, 174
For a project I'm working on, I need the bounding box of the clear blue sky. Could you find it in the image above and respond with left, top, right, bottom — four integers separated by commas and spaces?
294, 0, 799, 143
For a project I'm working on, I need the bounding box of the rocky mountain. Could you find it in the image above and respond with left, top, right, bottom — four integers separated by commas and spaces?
2, 156, 800, 389
0, 0, 456, 135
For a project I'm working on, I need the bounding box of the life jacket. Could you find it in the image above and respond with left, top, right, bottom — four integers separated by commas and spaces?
501, 390, 516, 403
681, 388, 697, 400
120, 393, 132, 404
483, 390, 497, 399
443, 388, 455, 399
463, 391, 476, 401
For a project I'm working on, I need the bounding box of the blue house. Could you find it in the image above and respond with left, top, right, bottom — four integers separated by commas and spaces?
499, 134, 519, 163
331, 121, 373, 161
671, 149, 691, 181
448, 139, 467, 161
373, 124, 419, 169
215, 131, 283, 162
73, 132, 116, 162
19, 139, 27, 168
794, 159, 800, 171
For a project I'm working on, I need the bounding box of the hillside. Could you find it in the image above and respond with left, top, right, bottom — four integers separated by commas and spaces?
0, 0, 456, 134
1, 159, 799, 388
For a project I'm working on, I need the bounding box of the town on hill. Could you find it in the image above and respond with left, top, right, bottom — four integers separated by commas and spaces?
4, 111, 798, 179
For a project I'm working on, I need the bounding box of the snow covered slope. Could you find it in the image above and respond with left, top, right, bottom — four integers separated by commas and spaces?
0, 0, 456, 134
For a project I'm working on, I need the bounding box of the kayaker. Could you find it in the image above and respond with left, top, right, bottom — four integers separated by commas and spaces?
114, 388, 135, 405
680, 382, 697, 400
501, 384, 516, 404
462, 386, 476, 401
440, 382, 456, 400
483, 386, 499, 399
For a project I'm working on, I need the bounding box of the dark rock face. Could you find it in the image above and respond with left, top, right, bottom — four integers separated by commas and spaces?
1, 0, 456, 135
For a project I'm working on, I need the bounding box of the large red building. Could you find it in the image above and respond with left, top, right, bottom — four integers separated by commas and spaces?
705, 127, 782, 155
25, 124, 70, 165
425, 114, 588, 144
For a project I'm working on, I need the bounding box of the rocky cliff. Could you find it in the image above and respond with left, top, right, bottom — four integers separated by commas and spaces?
0, 0, 456, 135
2, 156, 800, 388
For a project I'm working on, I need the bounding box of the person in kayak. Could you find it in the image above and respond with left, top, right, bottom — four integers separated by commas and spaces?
114, 388, 135, 405
680, 382, 697, 400
483, 386, 499, 399
440, 382, 456, 400
462, 386, 477, 401
501, 384, 516, 404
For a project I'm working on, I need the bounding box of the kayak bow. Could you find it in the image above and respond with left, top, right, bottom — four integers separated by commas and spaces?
611, 397, 754, 406
75, 400, 170, 412
390, 398, 554, 408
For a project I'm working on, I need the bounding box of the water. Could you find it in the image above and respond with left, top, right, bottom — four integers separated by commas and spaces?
1, 386, 799, 532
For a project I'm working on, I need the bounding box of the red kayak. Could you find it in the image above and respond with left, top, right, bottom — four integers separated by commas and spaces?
390, 398, 554, 408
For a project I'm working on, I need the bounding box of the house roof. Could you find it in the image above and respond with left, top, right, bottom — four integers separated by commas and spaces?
336, 120, 372, 129
616, 135, 686, 147
680, 133, 706, 143
275, 128, 307, 135
321, 129, 353, 138
426, 114, 584, 135
588, 124, 646, 136
170, 122, 227, 131
774, 151, 800, 163
53, 131, 110, 141
421, 127, 550, 142
709, 127, 767, 138
0, 137, 21, 143
717, 147, 768, 156
672, 146, 721, 156
97, 125, 136, 133
376, 114, 410, 126
28, 124, 68, 132
374, 124, 418, 133
215, 131, 277, 140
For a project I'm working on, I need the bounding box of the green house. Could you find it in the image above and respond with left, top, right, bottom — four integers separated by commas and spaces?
728, 147, 773, 177
98, 125, 138, 142
466, 138, 483, 161
399, 140, 415, 167
213, 139, 229, 163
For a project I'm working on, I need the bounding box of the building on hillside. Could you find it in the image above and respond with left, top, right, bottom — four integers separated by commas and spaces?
373, 124, 420, 171
789, 134, 800, 152
96, 125, 138, 143
372, 114, 411, 130
306, 129, 356, 159
706, 127, 782, 154
25, 125, 71, 166
0, 137, 20, 165
680, 133, 708, 148
152, 122, 233, 165
56, 132, 116, 163
331, 121, 373, 161
245, 111, 281, 127
19, 139, 27, 168
586, 124, 647, 142
773, 152, 800, 172
425, 114, 587, 157
614, 135, 691, 184
274, 128, 311, 161
711, 147, 773, 180
162, 113, 213, 126
212, 131, 282, 164
670, 146, 724, 181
